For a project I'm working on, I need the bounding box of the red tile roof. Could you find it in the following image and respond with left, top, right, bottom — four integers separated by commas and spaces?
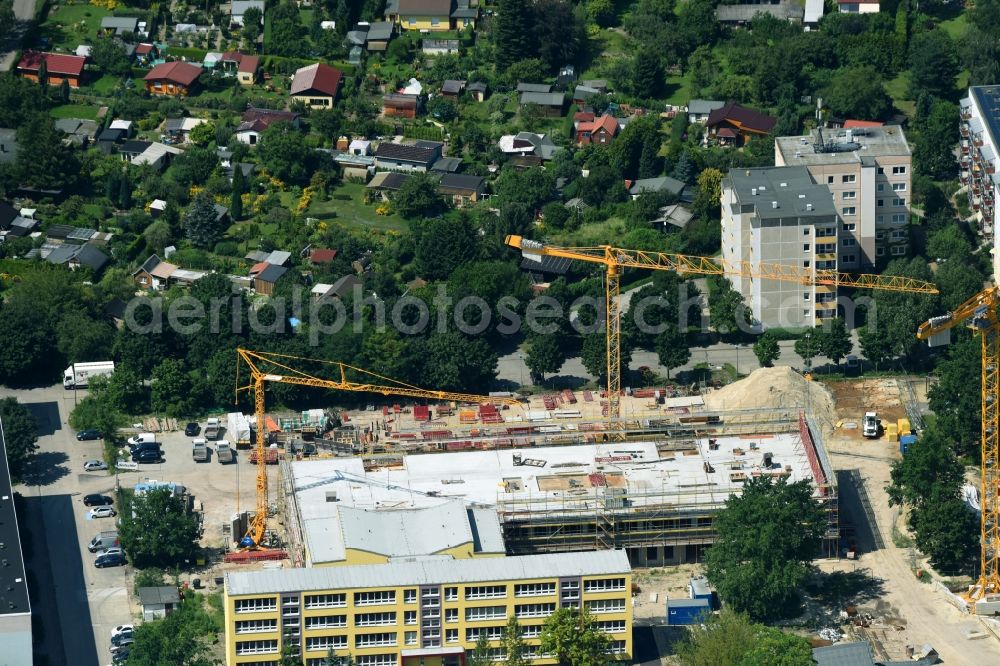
310, 248, 338, 263
135, 43, 155, 55
843, 119, 884, 128
706, 102, 776, 135
145, 61, 202, 87
17, 51, 86, 77
238, 55, 260, 74
574, 111, 595, 122
290, 63, 343, 98
249, 261, 270, 276
576, 114, 619, 136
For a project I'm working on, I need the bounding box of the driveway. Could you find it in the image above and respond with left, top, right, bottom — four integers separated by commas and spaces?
0, 0, 37, 72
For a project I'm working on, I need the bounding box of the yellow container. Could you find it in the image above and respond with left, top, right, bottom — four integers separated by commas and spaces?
897, 418, 911, 436
886, 423, 899, 442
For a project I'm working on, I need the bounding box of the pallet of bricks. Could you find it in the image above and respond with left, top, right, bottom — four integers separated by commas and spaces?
479, 404, 503, 424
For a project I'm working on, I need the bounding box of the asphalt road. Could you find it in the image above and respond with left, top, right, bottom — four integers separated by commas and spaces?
0, 0, 37, 72
2, 384, 131, 666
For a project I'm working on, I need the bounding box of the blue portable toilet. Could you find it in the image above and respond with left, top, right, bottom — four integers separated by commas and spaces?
900, 434, 917, 455
666, 598, 710, 625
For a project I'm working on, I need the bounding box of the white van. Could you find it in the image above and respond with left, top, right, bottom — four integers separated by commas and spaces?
127, 433, 156, 446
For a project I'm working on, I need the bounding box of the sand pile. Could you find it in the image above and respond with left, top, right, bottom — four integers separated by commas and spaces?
703, 366, 837, 433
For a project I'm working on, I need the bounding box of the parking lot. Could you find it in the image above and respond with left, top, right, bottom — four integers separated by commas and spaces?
2, 383, 278, 666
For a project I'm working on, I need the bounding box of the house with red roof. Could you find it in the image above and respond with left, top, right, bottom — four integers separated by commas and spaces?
221, 51, 260, 86
236, 107, 302, 145
144, 61, 203, 96
705, 102, 776, 146
133, 43, 160, 65
309, 248, 338, 265
574, 114, 620, 146
290, 63, 343, 109
17, 51, 87, 88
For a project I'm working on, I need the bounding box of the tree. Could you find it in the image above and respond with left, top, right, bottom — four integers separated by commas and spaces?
913, 100, 959, 179
887, 423, 965, 509
185, 194, 226, 249
525, 335, 566, 383
632, 50, 662, 98
410, 333, 498, 393
503, 617, 527, 666
242, 6, 263, 42
467, 633, 492, 666
857, 258, 937, 366
90, 38, 131, 76
909, 483, 978, 575
16, 113, 79, 190
0, 295, 58, 385
427, 95, 458, 122
494, 0, 534, 72
655, 325, 690, 379
909, 30, 959, 100
708, 277, 750, 337
705, 476, 826, 622
57, 311, 113, 363
581, 331, 633, 383
150, 359, 200, 417
414, 216, 476, 280
936, 260, 984, 311
927, 337, 981, 458
259, 122, 312, 184
542, 202, 571, 230
188, 120, 216, 147
822, 66, 893, 121
125, 592, 219, 666
231, 165, 246, 220
534, 0, 585, 71
752, 331, 781, 367
393, 172, 445, 219
540, 607, 610, 666
0, 398, 38, 484
693, 168, 723, 219
793, 333, 821, 371
676, 608, 814, 666
587, 0, 615, 27
119, 488, 200, 568
818, 318, 852, 367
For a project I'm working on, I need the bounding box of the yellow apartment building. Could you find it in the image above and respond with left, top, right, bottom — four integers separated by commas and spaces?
223, 551, 633, 666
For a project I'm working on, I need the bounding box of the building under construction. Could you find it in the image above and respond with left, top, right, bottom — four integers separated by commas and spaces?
288, 407, 838, 567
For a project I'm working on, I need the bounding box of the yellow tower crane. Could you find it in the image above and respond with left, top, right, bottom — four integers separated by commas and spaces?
506, 235, 939, 426
235, 348, 521, 549
917, 287, 1000, 608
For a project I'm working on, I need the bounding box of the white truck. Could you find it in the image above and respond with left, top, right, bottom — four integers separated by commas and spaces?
204, 417, 221, 440
88, 530, 119, 552
192, 438, 208, 462
863, 412, 879, 438
63, 361, 114, 389
227, 412, 251, 448
216, 441, 235, 464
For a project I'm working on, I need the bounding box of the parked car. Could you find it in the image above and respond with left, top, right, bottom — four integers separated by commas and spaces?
116, 460, 138, 471
133, 449, 162, 464
111, 625, 134, 641
83, 459, 108, 472
185, 422, 200, 436
95, 551, 126, 568
100, 547, 124, 558
89, 506, 117, 519
84, 494, 113, 506
111, 644, 131, 663
110, 635, 133, 652
76, 428, 102, 441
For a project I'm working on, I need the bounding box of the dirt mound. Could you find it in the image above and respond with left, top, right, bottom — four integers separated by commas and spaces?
703, 366, 837, 433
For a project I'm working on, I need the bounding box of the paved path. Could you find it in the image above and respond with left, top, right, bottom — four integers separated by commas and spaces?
0, 0, 37, 72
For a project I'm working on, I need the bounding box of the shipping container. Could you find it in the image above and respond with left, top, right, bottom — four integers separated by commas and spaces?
666, 598, 710, 625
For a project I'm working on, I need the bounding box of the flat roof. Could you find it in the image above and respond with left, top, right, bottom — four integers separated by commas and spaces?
775, 125, 910, 166
726, 166, 836, 218
226, 550, 631, 596
293, 433, 821, 520
0, 416, 31, 617
971, 86, 1000, 151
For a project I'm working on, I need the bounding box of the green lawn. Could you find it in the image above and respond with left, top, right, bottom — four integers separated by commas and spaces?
885, 72, 915, 118
940, 13, 968, 40
309, 183, 410, 233
41, 4, 111, 51
50, 103, 99, 120
664, 72, 691, 106
87, 74, 120, 95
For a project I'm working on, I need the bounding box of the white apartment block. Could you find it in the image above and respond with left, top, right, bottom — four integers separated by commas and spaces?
775, 126, 912, 270
721, 167, 839, 330
960, 86, 1000, 278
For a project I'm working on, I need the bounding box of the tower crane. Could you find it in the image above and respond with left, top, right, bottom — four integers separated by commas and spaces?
917, 287, 1000, 608
235, 348, 521, 549
506, 235, 939, 426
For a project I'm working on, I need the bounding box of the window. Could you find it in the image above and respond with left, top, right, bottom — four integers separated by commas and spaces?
892, 197, 905, 206
817, 243, 835, 253
515, 583, 556, 597
877, 167, 885, 175
876, 247, 886, 257
892, 165, 907, 175
522, 624, 543, 638
891, 245, 906, 255
608, 640, 627, 655
444, 587, 458, 601
515, 603, 557, 619
841, 254, 856, 263
892, 213, 906, 223
446, 629, 459, 643
305, 615, 346, 629
876, 231, 885, 240
891, 230, 906, 240
356, 655, 397, 666
803, 309, 810, 316
827, 176, 834, 184
404, 589, 417, 604
892, 182, 906, 191
842, 174, 856, 183
803, 293, 810, 301
842, 191, 856, 199
595, 620, 626, 634
408, 18, 416, 24
877, 199, 884, 207
354, 591, 395, 606
236, 598, 277, 613
445, 608, 458, 623
355, 612, 396, 627
842, 223, 856, 231
405, 631, 418, 646
235, 640, 279, 656
802, 227, 810, 235
355, 633, 397, 648
876, 215, 884, 224
817, 260, 835, 269
877, 183, 885, 192
560, 580, 580, 602
467, 626, 504, 641
585, 599, 626, 614
842, 238, 856, 247
803, 244, 811, 251
305, 636, 347, 651
465, 586, 507, 600
802, 260, 810, 267
235, 619, 277, 634
842, 206, 856, 216
584, 578, 627, 593
304, 594, 346, 610
430, 17, 440, 25
404, 611, 417, 625
466, 606, 507, 621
